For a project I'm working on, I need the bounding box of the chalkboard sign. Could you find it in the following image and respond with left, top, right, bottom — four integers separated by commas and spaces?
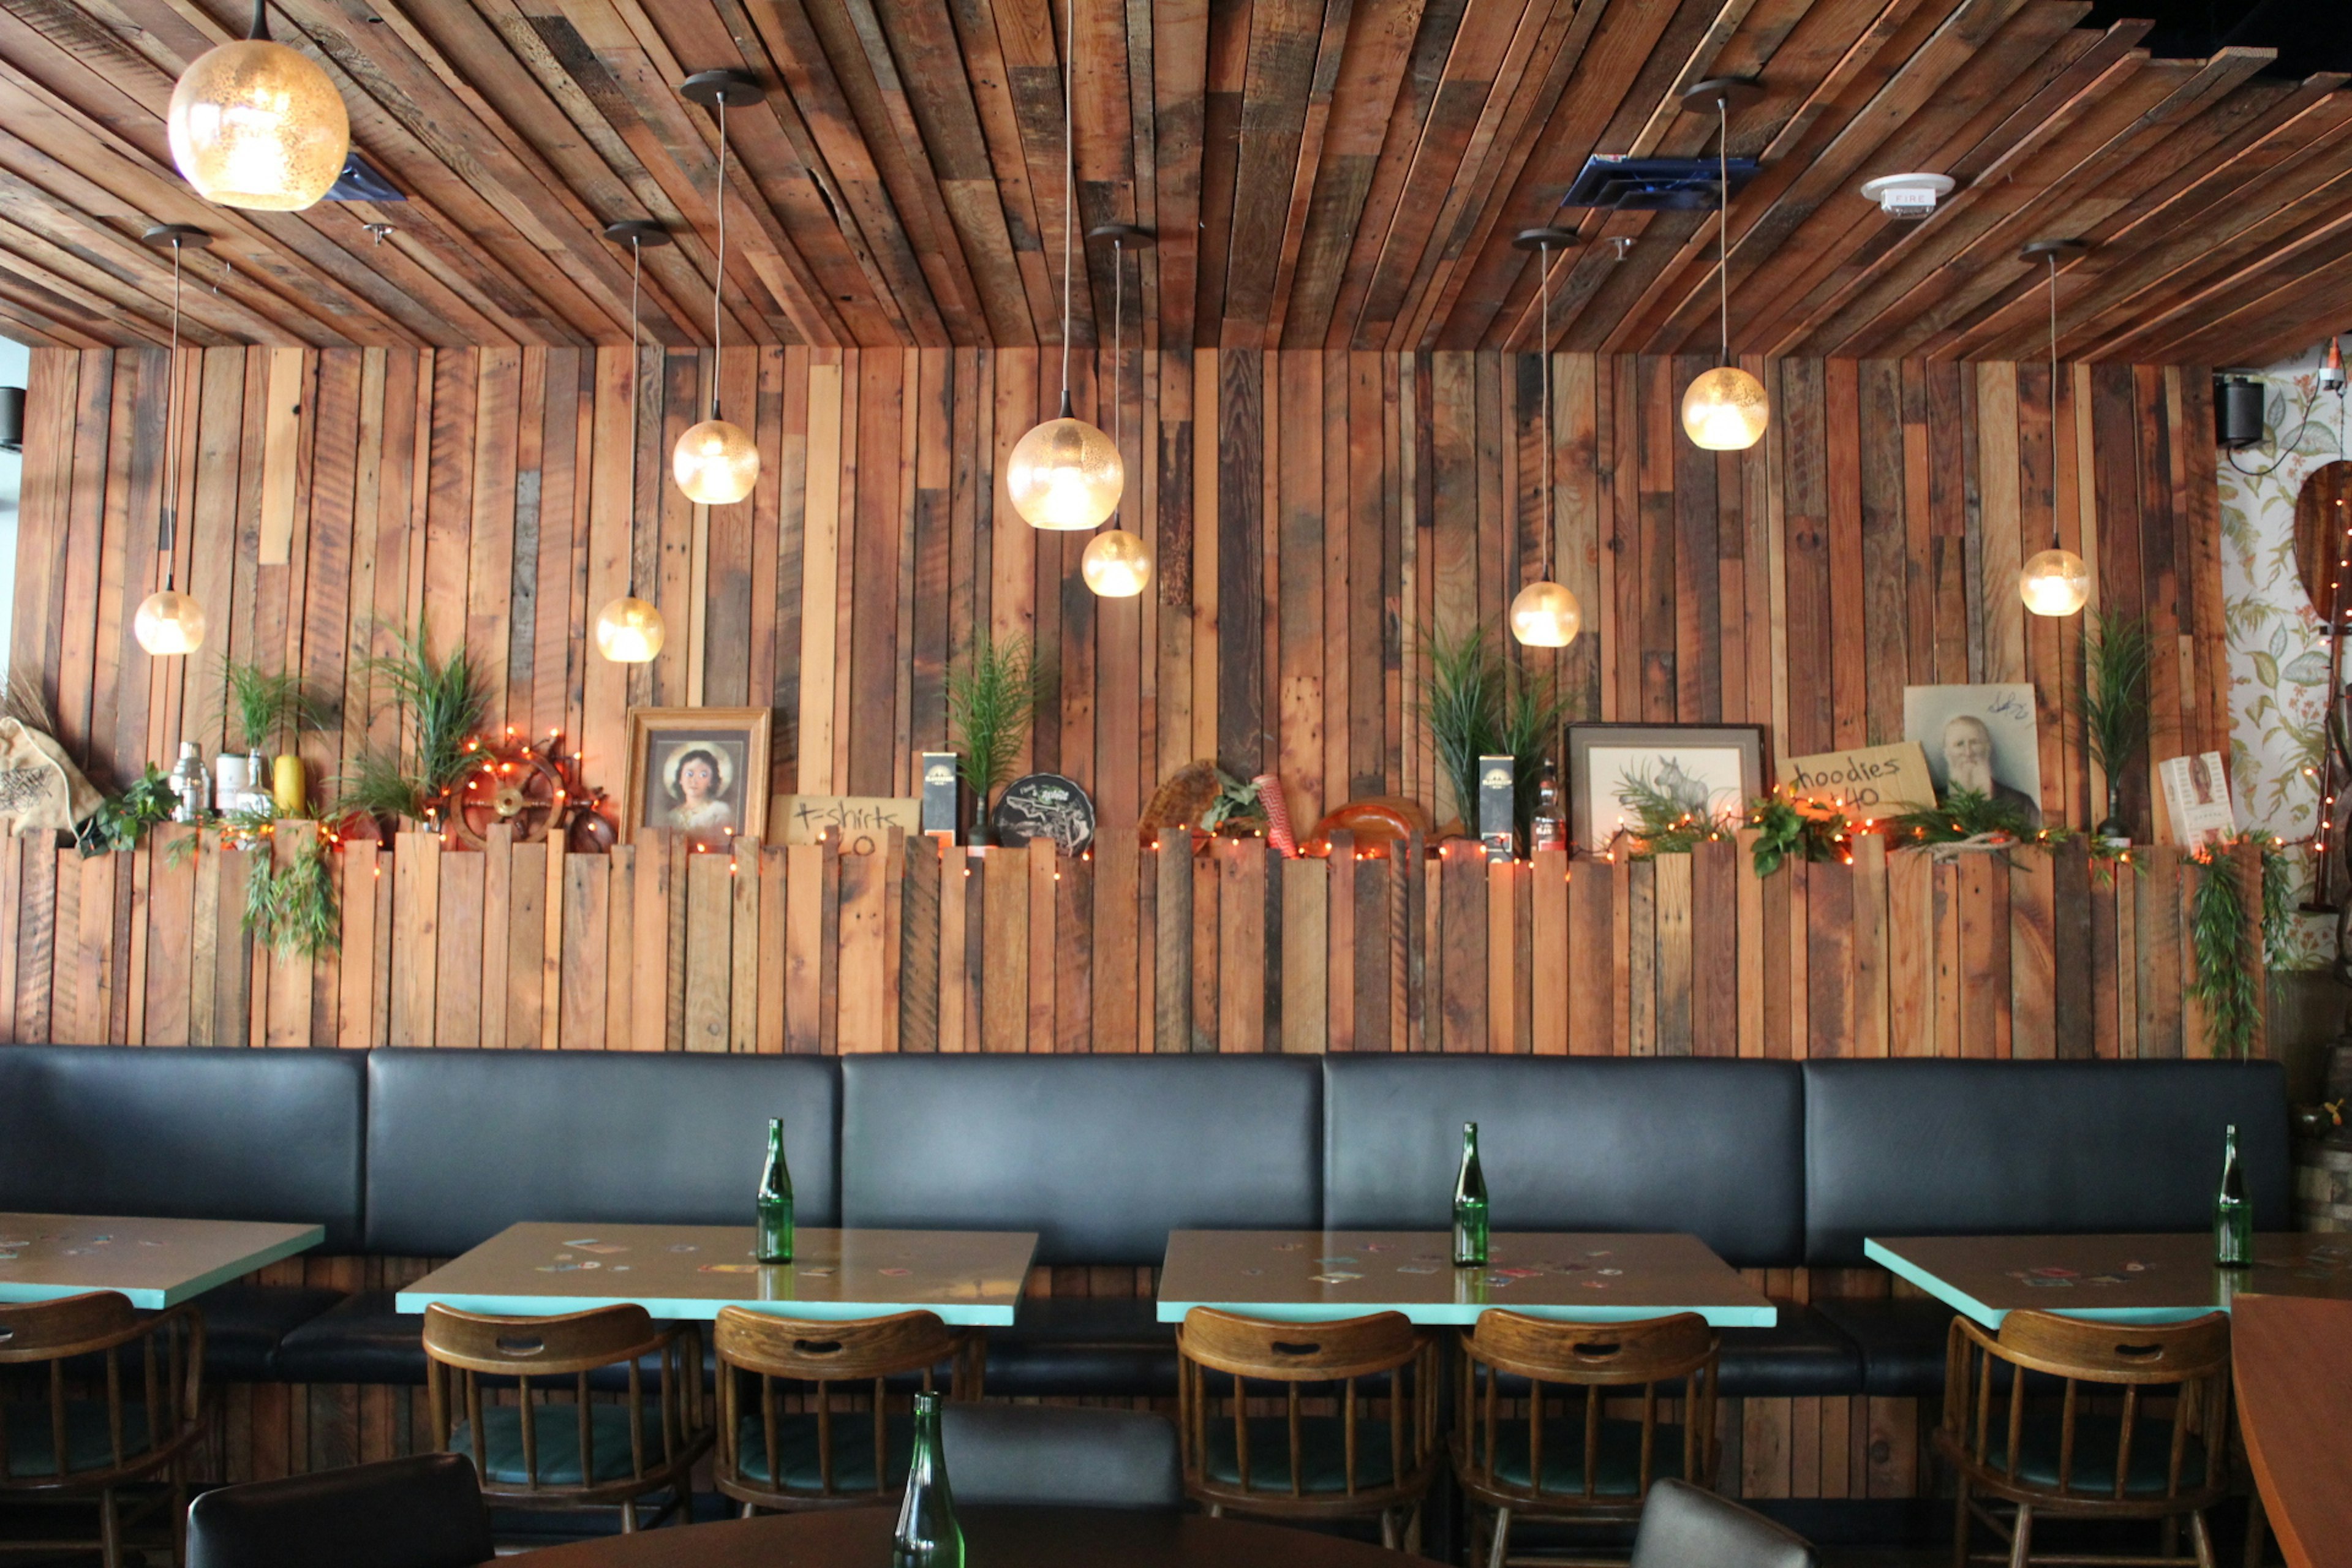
992, 772, 1096, 856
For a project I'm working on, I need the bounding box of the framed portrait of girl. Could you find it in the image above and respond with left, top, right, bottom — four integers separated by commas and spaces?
622, 707, 772, 851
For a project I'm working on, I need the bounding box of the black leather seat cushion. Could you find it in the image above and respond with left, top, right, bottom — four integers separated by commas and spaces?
187, 1283, 350, 1382
1803, 1060, 2291, 1266
839, 1056, 1322, 1266
981, 1297, 1178, 1398
1322, 1057, 1806, 1268
1716, 1302, 1863, 1398
1811, 1297, 1957, 1397
941, 1404, 1182, 1509
364, 1050, 840, 1256
187, 1452, 492, 1568
1632, 1477, 1817, 1568
272, 1291, 427, 1385
0, 1045, 367, 1249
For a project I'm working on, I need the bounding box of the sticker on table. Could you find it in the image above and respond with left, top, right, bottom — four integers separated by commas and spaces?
799, 1267, 835, 1278
1240, 1267, 1265, 1277
1395, 1265, 1437, 1275
2024, 1276, 2075, 1288
1316, 1257, 1358, 1267
1597, 1268, 1622, 1277
1273, 1243, 1305, 1253
2122, 1262, 2148, 1272
537, 1263, 589, 1273
880, 1267, 913, 1278
2084, 1275, 2127, 1286
1310, 1272, 1362, 1284
567, 1241, 629, 1255
669, 1245, 701, 1254
700, 1264, 760, 1275
2029, 1267, 2080, 1279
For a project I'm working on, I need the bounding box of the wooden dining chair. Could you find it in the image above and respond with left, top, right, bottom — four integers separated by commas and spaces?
420, 1302, 707, 1532
0, 1290, 207, 1568
1453, 1309, 1721, 1568
712, 1306, 980, 1515
1175, 1306, 1441, 1551
1936, 1309, 2233, 1568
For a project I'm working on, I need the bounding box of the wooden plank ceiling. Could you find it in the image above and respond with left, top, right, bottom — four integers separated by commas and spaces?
0, 0, 2347, 363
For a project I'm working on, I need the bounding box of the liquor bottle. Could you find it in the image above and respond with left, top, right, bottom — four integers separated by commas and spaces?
894, 1392, 963, 1568
1453, 1121, 1490, 1268
756, 1117, 794, 1264
1530, 762, 1566, 854
2214, 1123, 2252, 1269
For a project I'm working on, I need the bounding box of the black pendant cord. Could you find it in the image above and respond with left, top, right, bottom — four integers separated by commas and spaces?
1110, 233, 1123, 527
627, 234, 643, 600
1057, 0, 1076, 413
1718, 97, 1731, 371
246, 0, 270, 41
2046, 251, 2062, 552
1539, 238, 1553, 584
711, 96, 728, 423
159, 238, 184, 594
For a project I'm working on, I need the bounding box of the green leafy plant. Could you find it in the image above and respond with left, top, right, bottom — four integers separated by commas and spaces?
1611, 765, 1729, 858
1199, 769, 1267, 835
1884, 788, 2036, 847
2075, 610, 2150, 834
1746, 794, 1850, 878
2188, 849, 2259, 1060
221, 659, 329, 755
946, 630, 1049, 818
1415, 623, 1567, 842
75, 765, 179, 858
246, 831, 340, 960
335, 622, 489, 826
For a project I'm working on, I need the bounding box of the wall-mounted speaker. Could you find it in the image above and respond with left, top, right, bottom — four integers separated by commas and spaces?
0, 386, 21, 454
2215, 375, 2265, 449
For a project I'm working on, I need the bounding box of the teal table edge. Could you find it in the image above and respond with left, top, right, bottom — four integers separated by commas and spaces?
1155, 1299, 1777, 1328
1861, 1238, 2226, 1330
393, 1289, 1017, 1326
0, 1224, 326, 1311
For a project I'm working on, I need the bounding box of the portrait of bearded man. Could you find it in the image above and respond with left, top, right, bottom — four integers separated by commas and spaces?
1939, 714, 2041, 829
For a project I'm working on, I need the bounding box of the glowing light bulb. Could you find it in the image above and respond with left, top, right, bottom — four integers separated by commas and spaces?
593, 595, 666, 663
168, 38, 350, 210
134, 589, 208, 655
1007, 412, 1123, 529
1681, 366, 1770, 450
1080, 528, 1151, 597
673, 419, 759, 504
2019, 547, 2090, 617
1509, 580, 1582, 647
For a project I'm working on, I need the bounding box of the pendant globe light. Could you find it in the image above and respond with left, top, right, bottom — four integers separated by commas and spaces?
1006, 0, 1122, 531
594, 221, 671, 664
167, 1, 349, 211
1508, 227, 1583, 647
1082, 224, 1154, 598
1680, 79, 1769, 452
671, 70, 763, 508
133, 225, 209, 658
2018, 239, 2092, 618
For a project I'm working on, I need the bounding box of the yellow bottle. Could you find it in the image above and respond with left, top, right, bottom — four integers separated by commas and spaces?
272, 753, 306, 817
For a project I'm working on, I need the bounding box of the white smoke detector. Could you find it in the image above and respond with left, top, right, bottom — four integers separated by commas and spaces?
1860, 173, 1956, 219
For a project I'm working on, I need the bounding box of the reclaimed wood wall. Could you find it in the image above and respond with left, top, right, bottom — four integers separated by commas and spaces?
11, 344, 2224, 842
2, 342, 2237, 1506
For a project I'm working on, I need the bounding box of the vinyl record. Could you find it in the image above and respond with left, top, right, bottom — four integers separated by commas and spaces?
991, 772, 1096, 856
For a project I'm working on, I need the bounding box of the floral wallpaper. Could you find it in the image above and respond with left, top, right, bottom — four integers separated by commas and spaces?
2217, 341, 2348, 971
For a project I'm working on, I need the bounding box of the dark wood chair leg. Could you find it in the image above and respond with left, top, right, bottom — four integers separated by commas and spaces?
2009, 1502, 2034, 1568
1953, 1476, 1972, 1568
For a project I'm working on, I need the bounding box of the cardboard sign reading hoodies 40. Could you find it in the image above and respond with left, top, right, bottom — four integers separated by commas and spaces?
0, 718, 103, 834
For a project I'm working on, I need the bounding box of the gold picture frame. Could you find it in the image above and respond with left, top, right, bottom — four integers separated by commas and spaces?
622, 707, 772, 850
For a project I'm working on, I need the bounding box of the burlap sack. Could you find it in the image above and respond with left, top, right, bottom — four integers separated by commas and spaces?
0, 718, 103, 834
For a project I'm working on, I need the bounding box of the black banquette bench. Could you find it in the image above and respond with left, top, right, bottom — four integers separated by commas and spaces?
0, 1045, 2290, 1404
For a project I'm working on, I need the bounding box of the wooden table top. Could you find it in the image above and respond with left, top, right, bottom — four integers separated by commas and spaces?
0, 1213, 324, 1310
396, 1224, 1038, 1325
2233, 1294, 2352, 1568
496, 1504, 1414, 1568
1864, 1233, 2352, 1329
1156, 1230, 1777, 1327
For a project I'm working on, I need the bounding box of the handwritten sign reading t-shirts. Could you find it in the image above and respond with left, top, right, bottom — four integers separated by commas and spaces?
772, 794, 922, 854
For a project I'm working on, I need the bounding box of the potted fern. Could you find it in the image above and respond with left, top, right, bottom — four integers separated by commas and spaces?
946, 630, 1047, 846
222, 659, 330, 818
1415, 623, 1567, 846
2075, 609, 2150, 842
333, 622, 490, 835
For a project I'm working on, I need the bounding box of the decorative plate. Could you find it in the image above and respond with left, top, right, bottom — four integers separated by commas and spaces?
992, 772, 1096, 855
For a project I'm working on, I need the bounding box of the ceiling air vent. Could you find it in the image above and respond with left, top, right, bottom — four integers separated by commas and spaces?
1559, 155, 1758, 212
325, 154, 404, 203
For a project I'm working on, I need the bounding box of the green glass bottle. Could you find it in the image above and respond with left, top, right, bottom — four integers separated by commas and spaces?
2215, 1122, 2252, 1269
756, 1117, 794, 1264
1453, 1120, 1490, 1268
894, 1392, 963, 1568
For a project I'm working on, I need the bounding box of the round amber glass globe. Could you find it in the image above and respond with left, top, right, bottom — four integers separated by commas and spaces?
1509, 580, 1582, 647
1681, 366, 1770, 451
134, 589, 208, 656
168, 40, 350, 211
1081, 529, 1152, 598
1007, 415, 1123, 530
673, 419, 760, 505
2019, 548, 2090, 617
593, 596, 666, 663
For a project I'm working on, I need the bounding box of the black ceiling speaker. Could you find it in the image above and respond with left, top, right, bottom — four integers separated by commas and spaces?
2215, 375, 2265, 448
0, 386, 21, 453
